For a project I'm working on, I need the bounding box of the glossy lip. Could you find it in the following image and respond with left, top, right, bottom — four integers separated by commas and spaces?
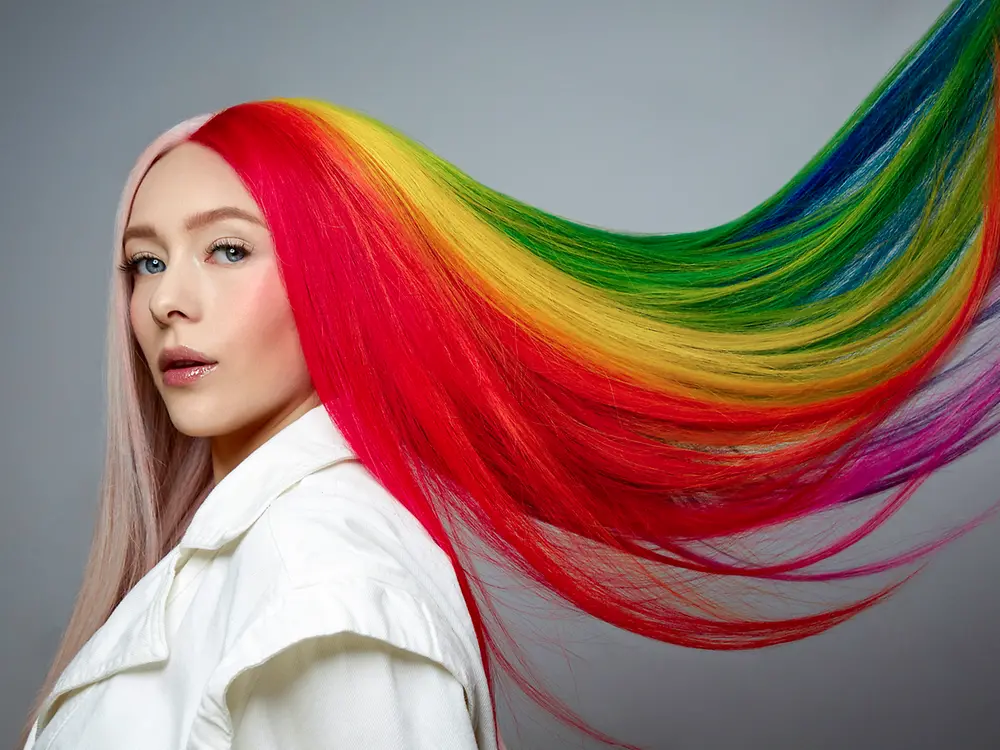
162, 362, 218, 387
158, 344, 217, 374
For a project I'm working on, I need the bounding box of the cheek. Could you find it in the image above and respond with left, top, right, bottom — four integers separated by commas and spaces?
230, 269, 303, 364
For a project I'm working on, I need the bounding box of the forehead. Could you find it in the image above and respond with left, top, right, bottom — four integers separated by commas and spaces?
127, 141, 259, 224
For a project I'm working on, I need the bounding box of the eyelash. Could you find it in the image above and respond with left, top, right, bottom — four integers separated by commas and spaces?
117, 238, 253, 276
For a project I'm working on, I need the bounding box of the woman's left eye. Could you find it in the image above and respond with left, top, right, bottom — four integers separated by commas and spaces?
209, 241, 251, 264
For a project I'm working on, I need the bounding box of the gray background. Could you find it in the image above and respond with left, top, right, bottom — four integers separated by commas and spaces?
2, 0, 998, 748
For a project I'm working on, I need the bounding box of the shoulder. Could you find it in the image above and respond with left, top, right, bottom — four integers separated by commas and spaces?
221, 455, 480, 682
257, 458, 481, 679
192, 574, 480, 748
232, 457, 471, 650
192, 460, 484, 746
261, 458, 455, 590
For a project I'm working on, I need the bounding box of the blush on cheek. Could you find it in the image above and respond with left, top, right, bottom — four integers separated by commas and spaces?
238, 270, 301, 355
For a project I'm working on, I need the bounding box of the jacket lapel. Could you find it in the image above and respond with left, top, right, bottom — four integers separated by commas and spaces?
33, 545, 184, 735
31, 405, 358, 739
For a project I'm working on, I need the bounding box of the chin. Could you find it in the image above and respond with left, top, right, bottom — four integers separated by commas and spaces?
160, 399, 230, 439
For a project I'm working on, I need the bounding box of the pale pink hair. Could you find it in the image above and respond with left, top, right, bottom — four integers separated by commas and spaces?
22, 114, 216, 742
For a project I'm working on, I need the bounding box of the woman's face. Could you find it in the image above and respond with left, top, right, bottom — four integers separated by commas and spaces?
123, 141, 319, 475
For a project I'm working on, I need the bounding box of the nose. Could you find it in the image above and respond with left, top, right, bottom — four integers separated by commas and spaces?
147, 255, 203, 327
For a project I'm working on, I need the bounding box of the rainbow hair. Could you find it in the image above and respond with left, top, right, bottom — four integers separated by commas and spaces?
187, 3, 1000, 745
23, 1, 1000, 749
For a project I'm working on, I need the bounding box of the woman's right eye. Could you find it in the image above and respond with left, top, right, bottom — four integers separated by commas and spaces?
118, 253, 164, 276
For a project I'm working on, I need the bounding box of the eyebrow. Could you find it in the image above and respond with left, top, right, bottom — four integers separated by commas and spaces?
123, 206, 267, 244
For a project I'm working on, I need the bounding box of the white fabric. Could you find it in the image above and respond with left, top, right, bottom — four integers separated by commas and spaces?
229, 632, 478, 749
24, 405, 502, 750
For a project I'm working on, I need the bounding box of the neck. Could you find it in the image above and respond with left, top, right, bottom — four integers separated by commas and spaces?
210, 393, 321, 485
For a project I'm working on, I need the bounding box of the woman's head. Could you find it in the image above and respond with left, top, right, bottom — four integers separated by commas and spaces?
120, 141, 318, 468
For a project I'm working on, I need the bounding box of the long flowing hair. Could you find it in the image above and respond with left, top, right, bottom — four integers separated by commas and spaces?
22, 2, 1000, 748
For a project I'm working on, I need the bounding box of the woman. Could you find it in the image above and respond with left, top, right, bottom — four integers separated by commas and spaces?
21, 130, 506, 749
19, 0, 1000, 748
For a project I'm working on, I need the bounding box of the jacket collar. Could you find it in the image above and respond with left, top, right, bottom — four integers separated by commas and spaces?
178, 403, 357, 552
34, 404, 357, 737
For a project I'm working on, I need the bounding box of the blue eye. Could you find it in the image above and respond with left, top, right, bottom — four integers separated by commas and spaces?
117, 239, 252, 277
117, 254, 164, 276
212, 241, 250, 265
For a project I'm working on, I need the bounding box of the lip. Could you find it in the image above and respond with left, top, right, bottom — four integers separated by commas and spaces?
162, 362, 218, 387
158, 345, 217, 375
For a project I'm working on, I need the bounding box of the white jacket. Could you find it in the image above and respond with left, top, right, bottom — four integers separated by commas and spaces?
24, 405, 502, 750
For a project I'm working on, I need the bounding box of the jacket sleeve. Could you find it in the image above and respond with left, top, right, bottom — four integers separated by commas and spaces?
227, 630, 479, 750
